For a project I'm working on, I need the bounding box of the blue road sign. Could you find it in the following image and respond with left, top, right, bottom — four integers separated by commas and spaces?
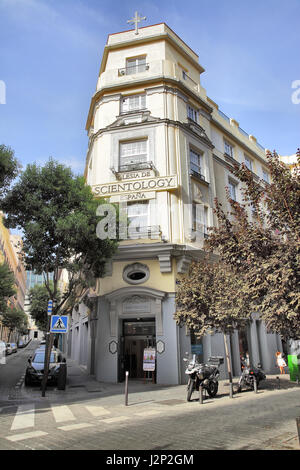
47, 300, 53, 316
50, 315, 68, 333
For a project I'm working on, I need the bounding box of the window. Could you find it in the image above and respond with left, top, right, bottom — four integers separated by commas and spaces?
187, 105, 198, 123
224, 140, 234, 158
190, 149, 203, 177
121, 94, 146, 113
192, 203, 208, 237
119, 139, 148, 167
244, 155, 253, 171
262, 169, 269, 183
228, 179, 237, 201
127, 201, 149, 233
126, 56, 147, 75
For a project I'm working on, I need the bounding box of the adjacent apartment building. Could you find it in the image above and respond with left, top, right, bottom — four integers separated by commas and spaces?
67, 22, 283, 384
0, 213, 27, 341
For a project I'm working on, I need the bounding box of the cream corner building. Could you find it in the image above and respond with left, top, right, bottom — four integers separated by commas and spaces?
67, 21, 283, 384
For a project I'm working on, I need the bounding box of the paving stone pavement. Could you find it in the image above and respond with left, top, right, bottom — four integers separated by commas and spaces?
0, 357, 299, 451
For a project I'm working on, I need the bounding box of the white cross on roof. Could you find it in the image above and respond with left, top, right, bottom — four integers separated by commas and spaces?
127, 11, 146, 35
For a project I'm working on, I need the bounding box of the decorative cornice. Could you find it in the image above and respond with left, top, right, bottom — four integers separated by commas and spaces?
86, 77, 213, 131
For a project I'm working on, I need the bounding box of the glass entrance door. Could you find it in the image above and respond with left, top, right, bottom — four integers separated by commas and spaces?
121, 318, 156, 380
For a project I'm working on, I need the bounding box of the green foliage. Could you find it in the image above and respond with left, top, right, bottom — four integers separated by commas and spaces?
1, 158, 118, 315
0, 262, 16, 314
206, 149, 300, 339
1, 307, 28, 340
29, 283, 60, 332
175, 259, 251, 337
0, 144, 20, 200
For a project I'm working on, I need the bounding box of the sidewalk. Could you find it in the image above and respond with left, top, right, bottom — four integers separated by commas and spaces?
21, 358, 300, 450
26, 356, 300, 404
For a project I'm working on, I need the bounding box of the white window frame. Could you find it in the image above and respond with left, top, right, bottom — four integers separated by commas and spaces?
121, 94, 146, 113
126, 56, 147, 75
119, 139, 148, 167
187, 105, 199, 123
262, 168, 269, 183
224, 140, 234, 158
244, 155, 253, 171
228, 179, 237, 201
192, 203, 208, 236
190, 148, 203, 177
127, 201, 150, 233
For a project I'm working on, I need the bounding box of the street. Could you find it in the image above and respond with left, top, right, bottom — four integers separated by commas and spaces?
0, 340, 37, 402
0, 341, 299, 452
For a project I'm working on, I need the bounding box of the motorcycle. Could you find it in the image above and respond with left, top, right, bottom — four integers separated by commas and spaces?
184, 355, 224, 402
236, 361, 266, 393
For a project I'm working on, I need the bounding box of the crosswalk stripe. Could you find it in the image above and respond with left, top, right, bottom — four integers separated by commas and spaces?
6, 431, 47, 442
11, 404, 35, 430
135, 410, 162, 417
58, 423, 94, 431
51, 405, 76, 423
100, 416, 130, 424
85, 405, 111, 417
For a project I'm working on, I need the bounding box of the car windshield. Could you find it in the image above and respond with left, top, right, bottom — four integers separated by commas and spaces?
33, 353, 56, 363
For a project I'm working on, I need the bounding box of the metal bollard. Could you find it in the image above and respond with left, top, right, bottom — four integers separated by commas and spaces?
229, 382, 233, 398
199, 384, 203, 404
125, 371, 129, 406
276, 376, 280, 389
253, 376, 257, 394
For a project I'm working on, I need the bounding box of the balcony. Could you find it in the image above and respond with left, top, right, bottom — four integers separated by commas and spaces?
189, 169, 208, 184
118, 63, 150, 76
111, 161, 158, 179
97, 60, 201, 95
127, 225, 161, 240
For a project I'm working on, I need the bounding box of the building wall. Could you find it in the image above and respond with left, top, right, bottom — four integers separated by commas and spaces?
71, 23, 283, 384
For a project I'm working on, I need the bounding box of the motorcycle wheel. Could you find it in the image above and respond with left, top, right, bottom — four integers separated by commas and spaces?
206, 380, 218, 398
187, 379, 194, 402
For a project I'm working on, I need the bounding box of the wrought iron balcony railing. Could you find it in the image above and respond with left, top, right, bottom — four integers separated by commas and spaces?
118, 63, 150, 76
127, 225, 161, 240
111, 161, 158, 178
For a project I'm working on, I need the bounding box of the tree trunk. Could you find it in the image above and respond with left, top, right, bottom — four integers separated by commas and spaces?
224, 333, 233, 398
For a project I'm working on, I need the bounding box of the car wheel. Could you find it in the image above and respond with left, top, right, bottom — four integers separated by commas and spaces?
25, 375, 31, 386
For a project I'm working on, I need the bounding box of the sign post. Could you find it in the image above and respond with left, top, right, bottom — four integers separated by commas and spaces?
143, 348, 156, 384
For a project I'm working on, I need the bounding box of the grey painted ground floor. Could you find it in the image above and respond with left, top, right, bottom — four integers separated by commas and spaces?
65, 287, 284, 385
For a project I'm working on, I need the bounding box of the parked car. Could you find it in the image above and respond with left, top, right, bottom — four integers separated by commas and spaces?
25, 349, 67, 386
0, 340, 6, 364
18, 340, 25, 348
5, 343, 13, 355
6, 342, 17, 353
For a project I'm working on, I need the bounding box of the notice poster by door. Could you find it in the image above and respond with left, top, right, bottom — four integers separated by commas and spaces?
143, 348, 156, 371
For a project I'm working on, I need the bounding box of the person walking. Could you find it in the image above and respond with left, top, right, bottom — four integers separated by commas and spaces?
276, 351, 287, 374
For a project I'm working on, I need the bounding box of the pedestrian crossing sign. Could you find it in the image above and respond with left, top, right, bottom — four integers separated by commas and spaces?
50, 315, 68, 333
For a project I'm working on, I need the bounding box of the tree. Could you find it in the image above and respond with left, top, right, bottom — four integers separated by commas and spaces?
1, 307, 27, 342
29, 283, 60, 332
0, 144, 20, 200
0, 262, 16, 315
175, 259, 252, 395
207, 149, 300, 340
1, 158, 118, 314
1, 157, 118, 395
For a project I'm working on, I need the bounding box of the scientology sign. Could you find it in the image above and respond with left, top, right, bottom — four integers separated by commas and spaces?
92, 175, 178, 198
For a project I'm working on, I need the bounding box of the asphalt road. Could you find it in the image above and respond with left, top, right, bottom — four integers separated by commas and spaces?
0, 340, 37, 403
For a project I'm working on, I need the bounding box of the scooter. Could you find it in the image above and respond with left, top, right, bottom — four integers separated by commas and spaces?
236, 361, 266, 393
184, 355, 224, 402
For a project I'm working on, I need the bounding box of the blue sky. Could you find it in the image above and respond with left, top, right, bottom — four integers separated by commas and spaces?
0, 0, 299, 174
